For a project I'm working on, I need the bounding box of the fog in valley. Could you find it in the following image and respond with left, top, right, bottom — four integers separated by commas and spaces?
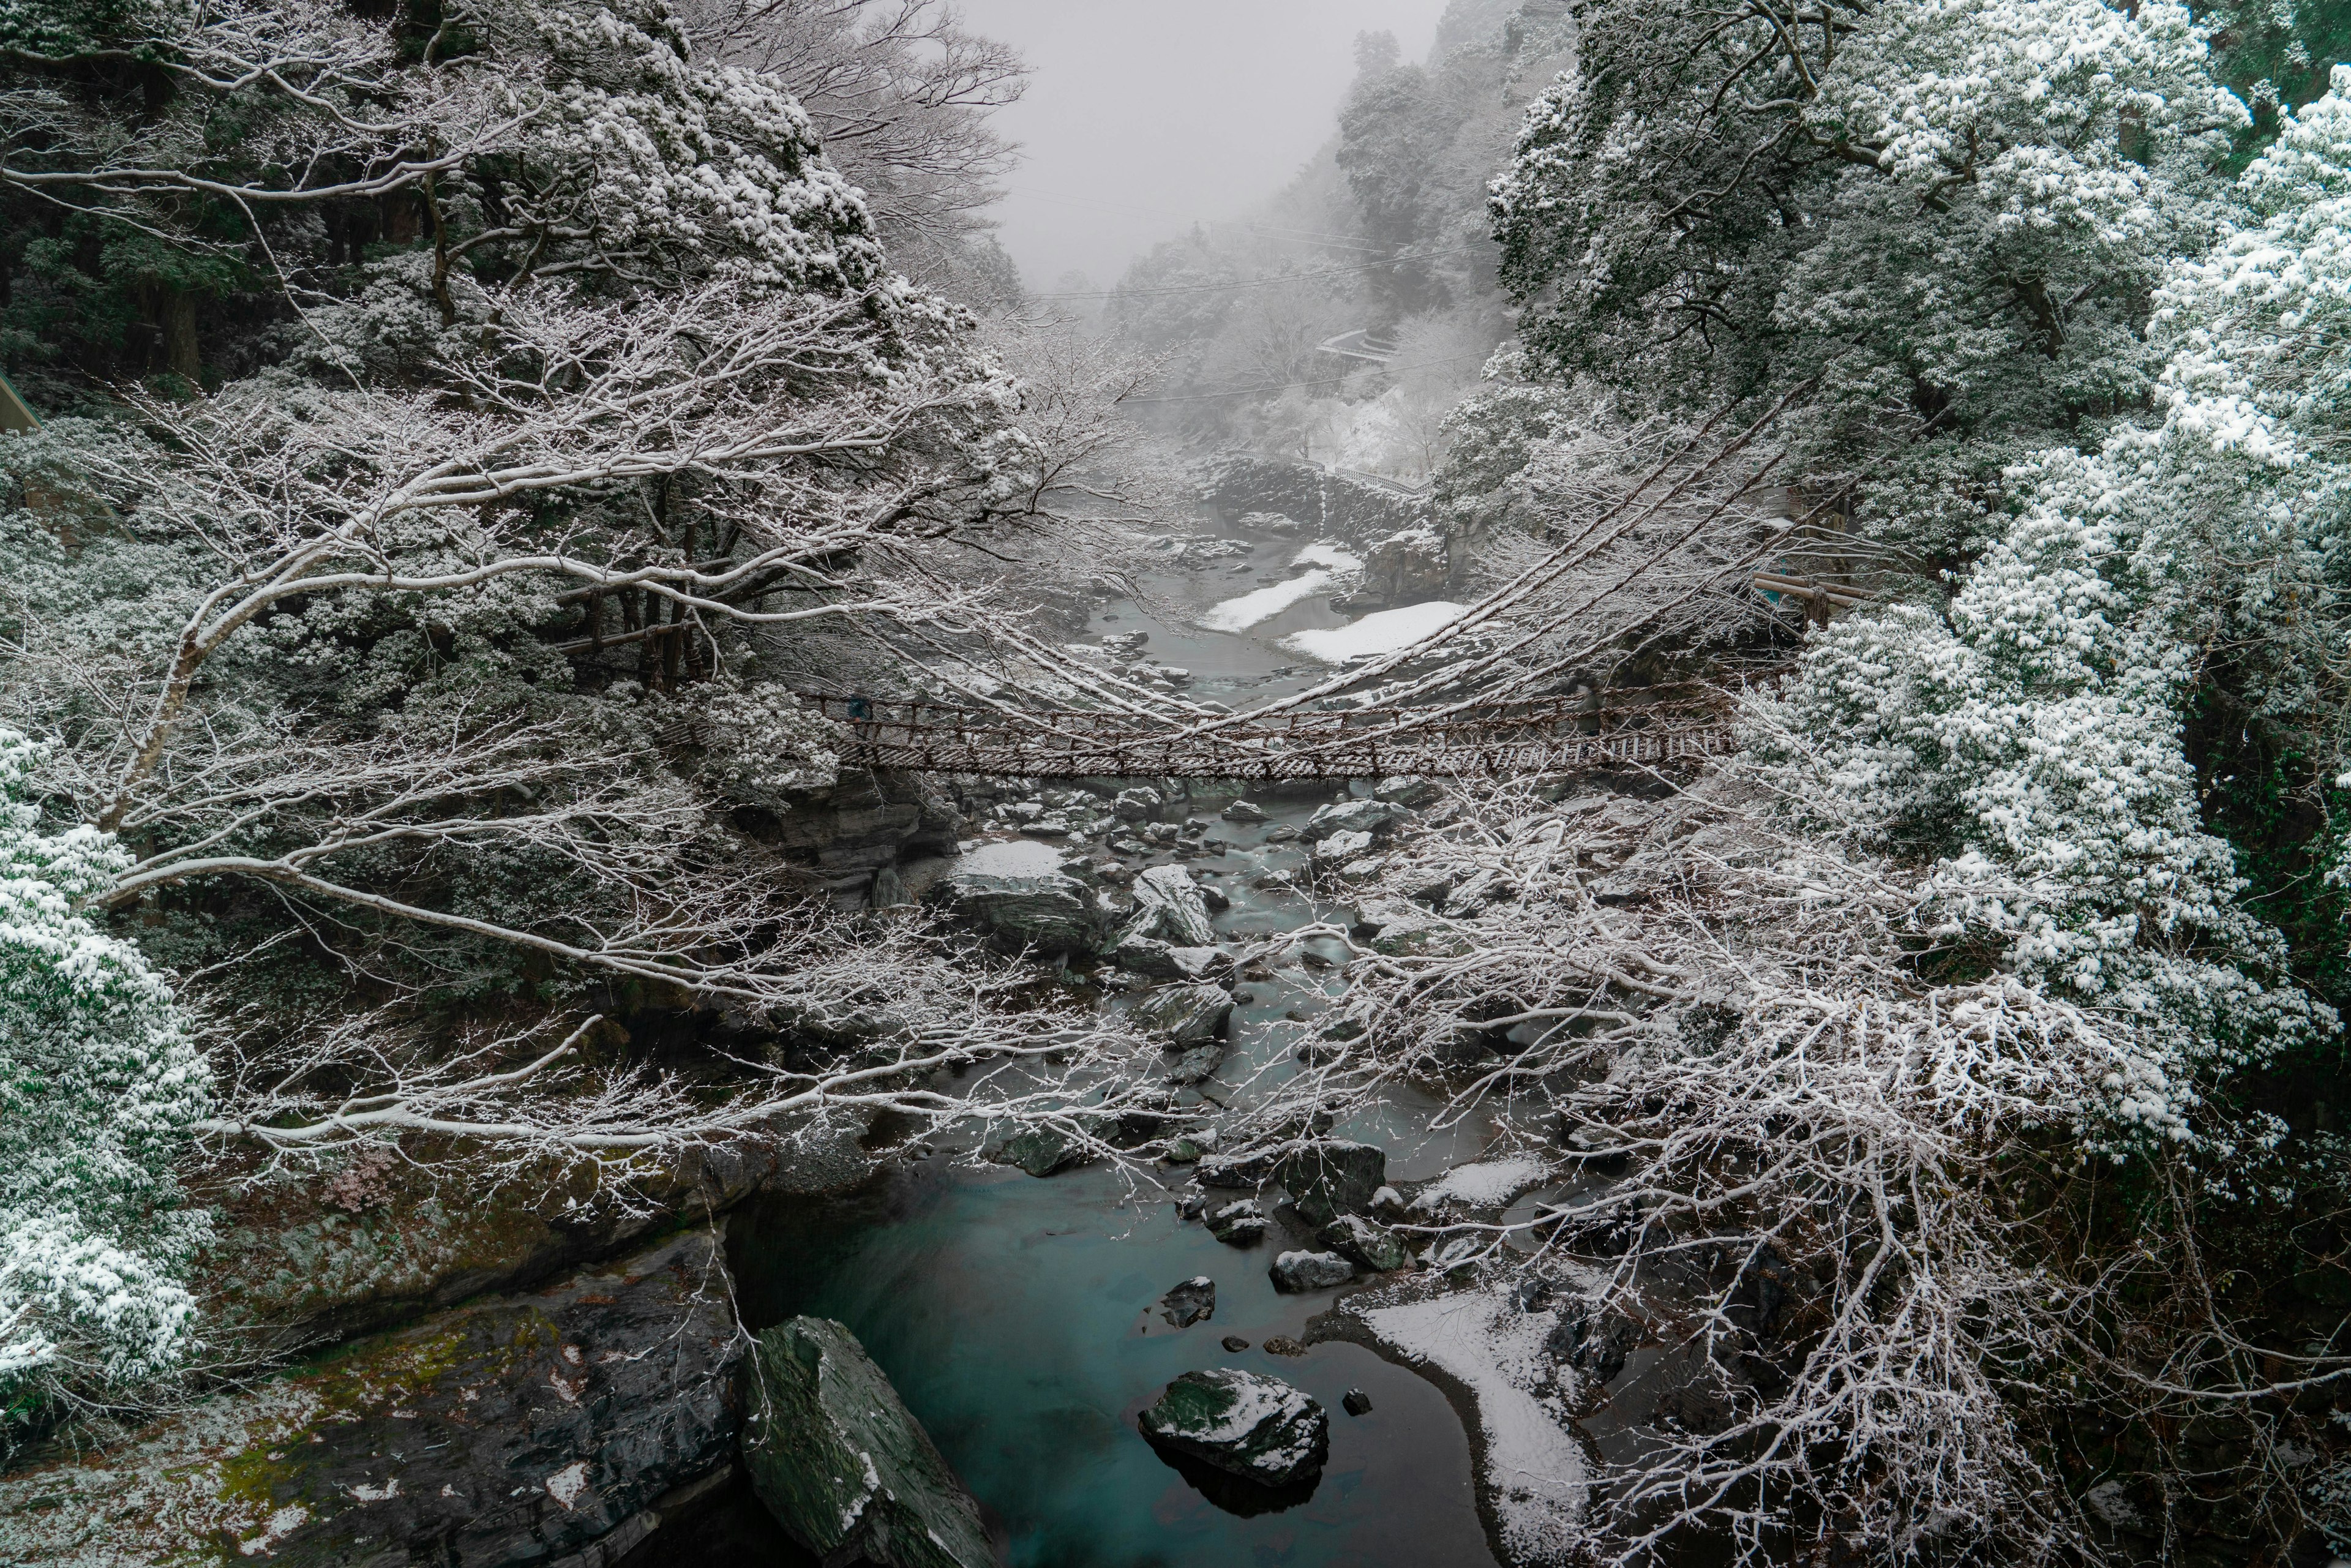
7, 2, 2351, 1567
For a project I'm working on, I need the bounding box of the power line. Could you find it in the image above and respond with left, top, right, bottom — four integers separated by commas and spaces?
1029, 244, 1484, 302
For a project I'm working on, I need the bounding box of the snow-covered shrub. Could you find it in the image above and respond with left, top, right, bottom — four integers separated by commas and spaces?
684, 681, 845, 809
0, 729, 209, 1429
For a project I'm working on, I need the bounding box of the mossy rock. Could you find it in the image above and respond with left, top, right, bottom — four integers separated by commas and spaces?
0, 1231, 741, 1565
741, 1317, 994, 1568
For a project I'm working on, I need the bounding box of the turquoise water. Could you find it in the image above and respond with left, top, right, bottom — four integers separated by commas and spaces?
712, 519, 1507, 1566
730, 1158, 1496, 1568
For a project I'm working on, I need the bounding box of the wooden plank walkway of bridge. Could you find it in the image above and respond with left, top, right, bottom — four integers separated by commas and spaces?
801, 683, 1750, 781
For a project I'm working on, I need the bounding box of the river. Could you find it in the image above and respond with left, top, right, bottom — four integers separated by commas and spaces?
639, 519, 1509, 1567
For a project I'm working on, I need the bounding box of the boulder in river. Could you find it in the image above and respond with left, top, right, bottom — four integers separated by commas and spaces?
1303, 798, 1410, 842
1166, 1040, 1226, 1085
1114, 786, 1163, 822
1197, 1146, 1283, 1188
1221, 799, 1268, 823
927, 839, 1109, 958
1274, 1140, 1389, 1227
1131, 981, 1234, 1045
1205, 1198, 1270, 1246
1160, 1276, 1216, 1327
1311, 828, 1375, 866
1122, 863, 1218, 947
1114, 934, 1232, 982
743, 1316, 995, 1568
1317, 1214, 1414, 1273
991, 1115, 1106, 1177
1137, 1369, 1329, 1489
1270, 1250, 1358, 1292
0, 1232, 741, 1567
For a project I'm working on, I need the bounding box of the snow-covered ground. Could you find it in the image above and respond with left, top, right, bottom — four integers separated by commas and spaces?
1282, 600, 1466, 663
1358, 1287, 1588, 1562
1412, 1157, 1551, 1213
1198, 544, 1364, 633
953, 839, 1071, 878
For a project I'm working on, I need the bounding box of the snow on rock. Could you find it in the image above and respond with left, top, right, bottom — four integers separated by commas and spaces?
1412, 1157, 1551, 1213
1358, 1287, 1587, 1561
1293, 542, 1365, 573
1281, 601, 1467, 664
951, 838, 1073, 879
1136, 1368, 1329, 1487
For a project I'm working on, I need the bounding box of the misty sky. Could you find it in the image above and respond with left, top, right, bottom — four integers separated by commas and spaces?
954, 0, 1458, 290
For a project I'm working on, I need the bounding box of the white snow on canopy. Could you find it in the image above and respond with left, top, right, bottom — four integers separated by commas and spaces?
1413, 1157, 1550, 1212
1199, 544, 1364, 634
1281, 601, 1466, 664
953, 839, 1070, 879
1359, 1289, 1586, 1559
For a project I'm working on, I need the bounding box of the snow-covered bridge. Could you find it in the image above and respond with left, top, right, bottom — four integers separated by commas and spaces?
801, 682, 1745, 781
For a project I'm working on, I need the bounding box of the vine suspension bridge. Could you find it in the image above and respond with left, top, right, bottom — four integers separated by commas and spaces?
798, 678, 1766, 781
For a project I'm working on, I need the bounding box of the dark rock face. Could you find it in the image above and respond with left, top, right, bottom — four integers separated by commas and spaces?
1274, 1141, 1389, 1228
208, 1122, 868, 1352
1137, 1369, 1329, 1489
926, 863, 1109, 958
1165, 1040, 1226, 1086
991, 1117, 1105, 1177
271, 1231, 744, 1567
1316, 1215, 1412, 1274
760, 771, 962, 899
741, 1317, 994, 1568
0, 1232, 746, 1567
1547, 1299, 1643, 1386
1160, 1277, 1217, 1327
1197, 1147, 1284, 1189
1361, 525, 1453, 606
1130, 982, 1234, 1045
1197, 454, 1427, 548
1270, 1250, 1357, 1293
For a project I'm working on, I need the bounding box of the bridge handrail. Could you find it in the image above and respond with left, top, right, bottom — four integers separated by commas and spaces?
795, 671, 1782, 738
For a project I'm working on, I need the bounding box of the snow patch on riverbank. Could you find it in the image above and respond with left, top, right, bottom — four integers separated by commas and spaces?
1281, 601, 1466, 663
1199, 544, 1365, 633
1413, 1157, 1551, 1212
1358, 1288, 1587, 1561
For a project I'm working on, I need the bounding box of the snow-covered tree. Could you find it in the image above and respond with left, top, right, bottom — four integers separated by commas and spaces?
0, 0, 1160, 1220
0, 729, 209, 1436
1491, 0, 2249, 563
